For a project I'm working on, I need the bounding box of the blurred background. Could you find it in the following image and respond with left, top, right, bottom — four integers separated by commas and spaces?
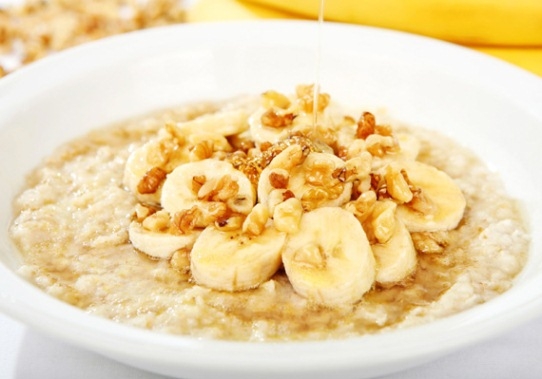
1, 0, 541, 77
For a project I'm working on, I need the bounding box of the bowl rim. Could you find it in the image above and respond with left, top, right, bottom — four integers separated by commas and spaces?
1, 19, 542, 375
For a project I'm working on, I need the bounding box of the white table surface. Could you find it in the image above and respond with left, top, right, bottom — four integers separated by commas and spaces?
2, 310, 542, 379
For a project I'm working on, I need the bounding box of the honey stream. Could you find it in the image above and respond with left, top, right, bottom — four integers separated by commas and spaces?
312, 0, 325, 127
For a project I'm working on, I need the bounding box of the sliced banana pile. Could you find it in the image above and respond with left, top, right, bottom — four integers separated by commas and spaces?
123, 85, 466, 307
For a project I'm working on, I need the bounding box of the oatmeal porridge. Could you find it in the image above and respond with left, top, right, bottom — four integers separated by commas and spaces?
9, 85, 529, 341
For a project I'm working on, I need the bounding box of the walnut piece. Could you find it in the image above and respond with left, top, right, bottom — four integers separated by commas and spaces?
385, 166, 414, 204
261, 108, 295, 129
365, 134, 398, 157
173, 202, 228, 234
370, 200, 397, 244
242, 203, 269, 236
273, 197, 303, 234
197, 175, 240, 203
268, 168, 289, 189
137, 166, 167, 194
344, 190, 377, 222
411, 231, 449, 254
189, 140, 214, 162
295, 84, 330, 114
142, 210, 170, 232
356, 112, 376, 139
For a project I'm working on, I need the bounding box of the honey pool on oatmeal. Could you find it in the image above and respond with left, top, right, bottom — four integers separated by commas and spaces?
10, 85, 529, 341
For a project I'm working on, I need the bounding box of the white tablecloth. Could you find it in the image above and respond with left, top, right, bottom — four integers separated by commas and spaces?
2, 311, 542, 379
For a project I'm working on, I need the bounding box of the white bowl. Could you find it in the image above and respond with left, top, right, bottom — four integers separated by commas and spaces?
1, 21, 542, 379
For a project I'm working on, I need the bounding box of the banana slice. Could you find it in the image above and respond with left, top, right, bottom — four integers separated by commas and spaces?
248, 107, 289, 145
186, 131, 233, 153
393, 132, 421, 161
258, 150, 352, 211
190, 225, 287, 291
370, 132, 421, 172
289, 152, 353, 204
128, 221, 198, 259
249, 108, 315, 144
371, 217, 417, 285
282, 207, 375, 306
174, 108, 249, 136
249, 105, 339, 145
395, 161, 466, 232
161, 159, 255, 215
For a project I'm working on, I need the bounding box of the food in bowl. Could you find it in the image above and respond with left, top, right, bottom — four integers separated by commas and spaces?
9, 85, 529, 341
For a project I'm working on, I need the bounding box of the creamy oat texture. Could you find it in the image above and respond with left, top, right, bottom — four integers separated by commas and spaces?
10, 88, 529, 341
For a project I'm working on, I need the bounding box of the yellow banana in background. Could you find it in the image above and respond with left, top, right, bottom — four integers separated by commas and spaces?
187, 0, 542, 76
241, 0, 542, 46
475, 46, 542, 76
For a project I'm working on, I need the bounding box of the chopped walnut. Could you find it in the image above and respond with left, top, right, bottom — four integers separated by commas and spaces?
226, 150, 260, 186
375, 123, 393, 136
259, 141, 273, 152
142, 210, 170, 232
356, 112, 376, 139
354, 176, 373, 196
197, 175, 240, 203
268, 144, 306, 171
344, 190, 377, 222
273, 197, 303, 234
214, 214, 244, 231
282, 189, 296, 201
370, 173, 390, 200
173, 202, 228, 234
300, 154, 347, 211
411, 231, 449, 254
137, 166, 167, 194
261, 108, 296, 129
346, 139, 367, 160
225, 137, 319, 188
189, 140, 214, 162
266, 188, 288, 214
365, 134, 398, 157
295, 84, 330, 114
343, 152, 372, 182
369, 200, 397, 244
304, 158, 332, 187
164, 122, 186, 144
227, 134, 255, 153
197, 202, 229, 227
301, 187, 330, 211
407, 188, 435, 215
173, 207, 197, 234
385, 166, 413, 204
147, 137, 185, 170
134, 203, 157, 222
242, 203, 269, 236
268, 168, 289, 189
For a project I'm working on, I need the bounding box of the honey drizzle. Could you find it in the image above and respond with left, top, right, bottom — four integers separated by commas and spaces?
312, 0, 325, 127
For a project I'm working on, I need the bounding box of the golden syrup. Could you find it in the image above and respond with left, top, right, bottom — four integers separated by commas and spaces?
312, 0, 325, 127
